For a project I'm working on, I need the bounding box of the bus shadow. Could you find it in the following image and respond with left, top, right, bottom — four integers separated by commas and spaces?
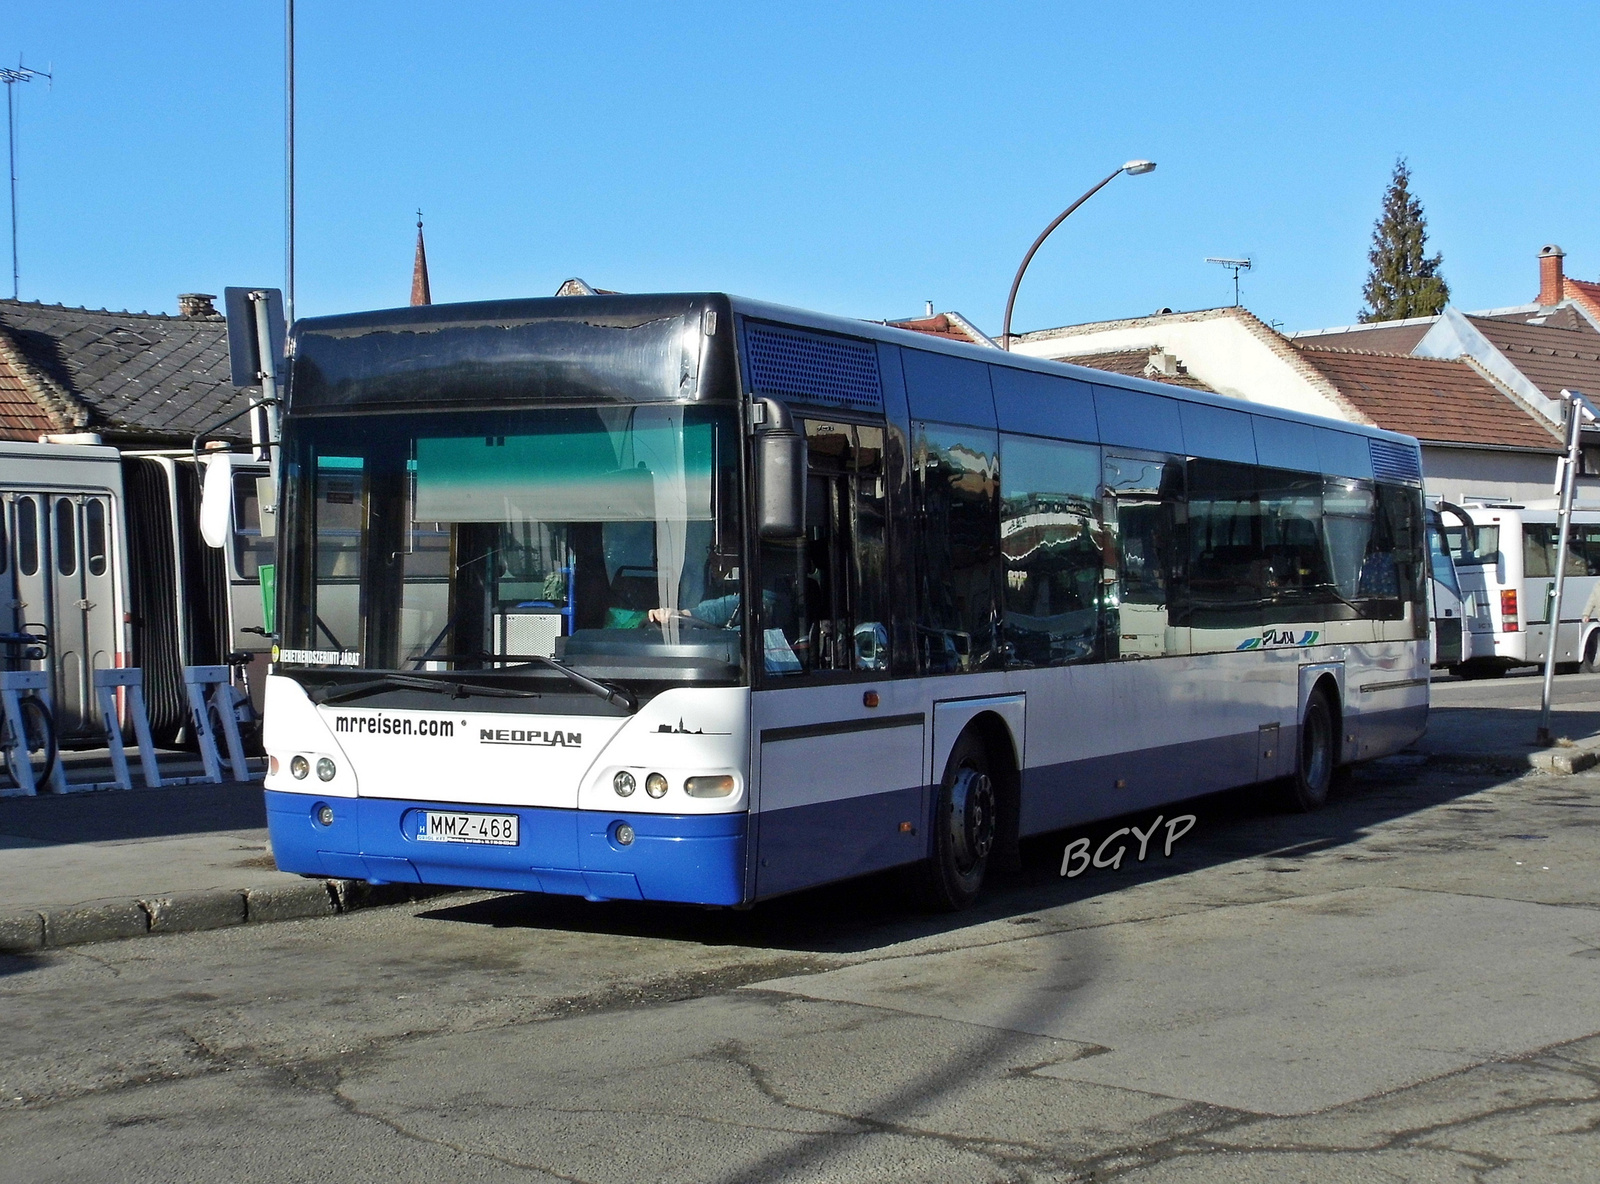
416, 754, 1514, 956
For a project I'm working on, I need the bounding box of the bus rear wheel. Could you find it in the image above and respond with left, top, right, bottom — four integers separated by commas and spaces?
917, 731, 995, 911
1282, 688, 1335, 813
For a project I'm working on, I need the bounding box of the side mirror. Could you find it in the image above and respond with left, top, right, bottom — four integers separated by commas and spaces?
199, 452, 235, 549
755, 399, 806, 540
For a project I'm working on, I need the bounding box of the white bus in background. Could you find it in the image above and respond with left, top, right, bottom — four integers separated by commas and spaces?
1446, 502, 1600, 678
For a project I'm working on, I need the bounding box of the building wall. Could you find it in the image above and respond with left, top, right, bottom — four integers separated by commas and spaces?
1421, 446, 1598, 506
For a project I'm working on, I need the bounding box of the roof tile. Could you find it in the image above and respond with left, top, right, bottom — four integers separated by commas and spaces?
1294, 345, 1560, 450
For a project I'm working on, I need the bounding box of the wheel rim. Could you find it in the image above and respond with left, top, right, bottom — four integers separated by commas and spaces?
1304, 707, 1331, 794
946, 764, 995, 875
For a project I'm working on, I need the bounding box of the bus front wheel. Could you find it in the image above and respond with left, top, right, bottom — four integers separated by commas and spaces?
1283, 688, 1335, 813
918, 732, 995, 911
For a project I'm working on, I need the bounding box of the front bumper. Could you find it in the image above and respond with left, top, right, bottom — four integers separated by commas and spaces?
265, 790, 748, 906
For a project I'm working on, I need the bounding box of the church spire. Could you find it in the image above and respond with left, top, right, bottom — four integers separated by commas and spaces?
410, 210, 432, 306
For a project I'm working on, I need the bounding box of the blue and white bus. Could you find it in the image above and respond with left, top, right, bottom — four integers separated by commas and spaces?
262, 294, 1429, 909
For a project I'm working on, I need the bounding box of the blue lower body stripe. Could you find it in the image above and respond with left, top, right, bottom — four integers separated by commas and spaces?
265, 790, 748, 906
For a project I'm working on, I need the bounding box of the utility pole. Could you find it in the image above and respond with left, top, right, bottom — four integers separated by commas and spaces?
285, 0, 296, 324
1, 62, 51, 301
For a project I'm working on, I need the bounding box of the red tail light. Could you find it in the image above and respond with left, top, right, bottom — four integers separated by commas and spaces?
1501, 589, 1519, 632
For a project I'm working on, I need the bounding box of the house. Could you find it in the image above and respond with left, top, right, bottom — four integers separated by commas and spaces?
0, 293, 253, 447
881, 309, 998, 349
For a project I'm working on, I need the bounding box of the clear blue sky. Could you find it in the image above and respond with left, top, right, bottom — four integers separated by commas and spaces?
7, 3, 1599, 334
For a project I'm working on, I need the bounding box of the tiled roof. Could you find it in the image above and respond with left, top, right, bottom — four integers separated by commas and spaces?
1063, 349, 1214, 390
1566, 277, 1600, 323
884, 311, 999, 348
0, 300, 252, 444
1465, 310, 1600, 405
0, 329, 63, 440
1294, 345, 1560, 451
1289, 318, 1436, 354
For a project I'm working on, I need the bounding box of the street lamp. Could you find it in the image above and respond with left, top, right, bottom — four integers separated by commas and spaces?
1000, 160, 1157, 350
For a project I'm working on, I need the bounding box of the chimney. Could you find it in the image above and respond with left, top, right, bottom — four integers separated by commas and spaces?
1538, 244, 1565, 307
177, 292, 218, 319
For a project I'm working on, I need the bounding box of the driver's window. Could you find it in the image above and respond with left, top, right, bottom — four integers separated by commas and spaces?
757, 419, 888, 678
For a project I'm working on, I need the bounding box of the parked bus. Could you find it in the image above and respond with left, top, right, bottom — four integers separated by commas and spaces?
1447, 502, 1600, 678
0, 440, 271, 755
261, 294, 1429, 909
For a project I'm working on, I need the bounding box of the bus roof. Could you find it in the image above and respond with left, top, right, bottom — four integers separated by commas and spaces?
291, 291, 1421, 453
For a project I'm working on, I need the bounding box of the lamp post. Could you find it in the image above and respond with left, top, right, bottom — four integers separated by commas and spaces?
1000, 160, 1156, 350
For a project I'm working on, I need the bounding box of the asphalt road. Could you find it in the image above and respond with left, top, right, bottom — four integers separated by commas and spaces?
4, 720, 1600, 1181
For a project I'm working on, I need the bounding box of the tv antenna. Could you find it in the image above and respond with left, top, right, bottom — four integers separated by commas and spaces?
2, 60, 50, 301
1205, 256, 1251, 307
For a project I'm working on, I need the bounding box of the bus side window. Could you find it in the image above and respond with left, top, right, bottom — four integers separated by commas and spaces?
915, 423, 1000, 673
1106, 453, 1183, 657
1000, 434, 1103, 666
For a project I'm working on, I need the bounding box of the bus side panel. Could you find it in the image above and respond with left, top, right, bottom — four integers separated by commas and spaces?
751, 683, 927, 899
1015, 648, 1303, 837
1345, 638, 1429, 760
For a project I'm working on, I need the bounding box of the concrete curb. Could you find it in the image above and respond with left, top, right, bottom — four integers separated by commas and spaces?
0, 879, 456, 954
1416, 746, 1600, 776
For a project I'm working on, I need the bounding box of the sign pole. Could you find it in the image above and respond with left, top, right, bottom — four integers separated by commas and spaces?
1538, 389, 1595, 744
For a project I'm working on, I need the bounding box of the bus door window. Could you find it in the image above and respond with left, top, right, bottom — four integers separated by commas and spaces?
1372, 484, 1427, 636
758, 419, 888, 677
1000, 434, 1104, 666
312, 458, 365, 655
914, 423, 999, 673
1106, 453, 1183, 658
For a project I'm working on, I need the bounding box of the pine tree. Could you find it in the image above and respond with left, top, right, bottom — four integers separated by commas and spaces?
1359, 159, 1449, 322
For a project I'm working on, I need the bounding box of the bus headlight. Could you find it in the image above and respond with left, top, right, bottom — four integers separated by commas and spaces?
685, 775, 735, 798
613, 822, 636, 846
290, 755, 309, 780
645, 772, 668, 799
316, 804, 335, 826
316, 757, 337, 782
613, 770, 636, 797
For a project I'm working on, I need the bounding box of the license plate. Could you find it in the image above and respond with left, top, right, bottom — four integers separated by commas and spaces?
418, 811, 519, 846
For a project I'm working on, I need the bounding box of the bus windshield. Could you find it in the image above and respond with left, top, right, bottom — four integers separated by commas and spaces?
278, 404, 745, 686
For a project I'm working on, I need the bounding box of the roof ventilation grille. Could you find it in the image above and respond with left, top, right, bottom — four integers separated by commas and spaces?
745, 323, 882, 412
1370, 438, 1423, 485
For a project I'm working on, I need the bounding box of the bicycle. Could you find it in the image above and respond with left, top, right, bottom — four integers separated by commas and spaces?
208, 649, 262, 757
0, 628, 58, 790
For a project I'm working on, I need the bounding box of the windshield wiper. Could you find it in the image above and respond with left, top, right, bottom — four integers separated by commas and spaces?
502, 653, 638, 712
310, 673, 541, 706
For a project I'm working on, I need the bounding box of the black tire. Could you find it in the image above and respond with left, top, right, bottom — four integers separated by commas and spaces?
1282, 688, 1335, 813
1454, 660, 1507, 681
916, 731, 997, 911
3, 696, 58, 789
1583, 631, 1600, 675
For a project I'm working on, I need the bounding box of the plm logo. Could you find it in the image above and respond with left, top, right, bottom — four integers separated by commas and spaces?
1236, 629, 1320, 651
